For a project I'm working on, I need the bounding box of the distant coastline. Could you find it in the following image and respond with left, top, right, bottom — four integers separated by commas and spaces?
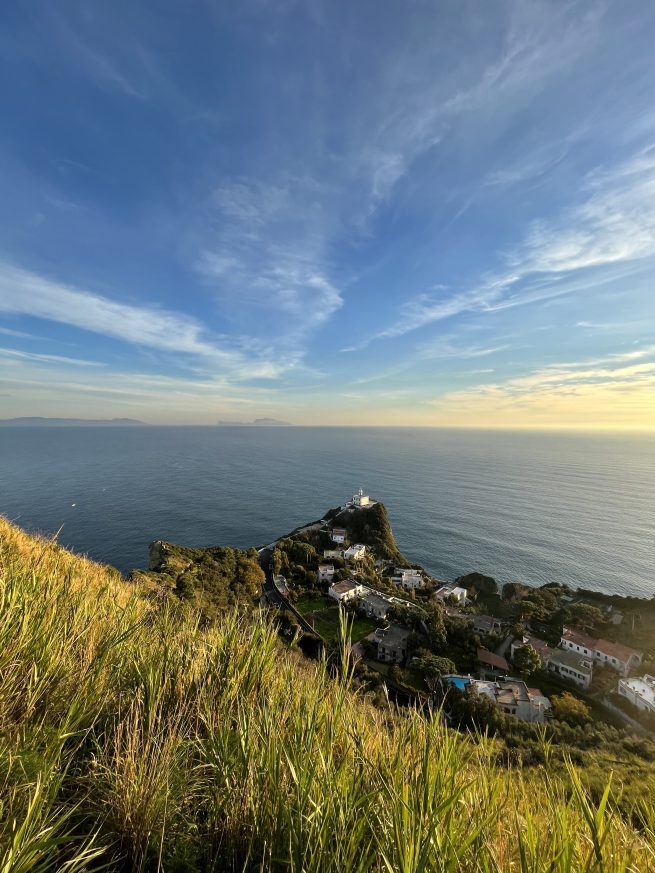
0, 417, 145, 427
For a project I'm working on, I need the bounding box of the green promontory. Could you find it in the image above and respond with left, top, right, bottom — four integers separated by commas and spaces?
329, 501, 407, 563
138, 539, 264, 619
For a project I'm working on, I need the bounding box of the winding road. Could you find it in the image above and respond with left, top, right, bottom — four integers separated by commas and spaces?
259, 546, 317, 635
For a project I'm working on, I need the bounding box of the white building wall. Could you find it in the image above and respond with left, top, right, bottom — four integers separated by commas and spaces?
561, 639, 594, 658
618, 676, 655, 713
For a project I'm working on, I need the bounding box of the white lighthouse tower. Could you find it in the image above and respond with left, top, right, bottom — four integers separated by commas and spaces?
352, 487, 371, 508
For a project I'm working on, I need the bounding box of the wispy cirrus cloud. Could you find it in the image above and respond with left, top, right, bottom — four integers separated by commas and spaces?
0, 347, 105, 367
348, 1, 608, 221
0, 263, 224, 358
351, 144, 655, 349
196, 3, 609, 347
0, 326, 36, 339
0, 263, 289, 381
417, 340, 511, 361
197, 176, 344, 336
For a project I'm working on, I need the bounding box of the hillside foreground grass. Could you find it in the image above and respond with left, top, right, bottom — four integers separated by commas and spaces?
0, 517, 654, 872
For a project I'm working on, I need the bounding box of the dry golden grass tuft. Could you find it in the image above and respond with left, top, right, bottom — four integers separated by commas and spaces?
0, 516, 653, 871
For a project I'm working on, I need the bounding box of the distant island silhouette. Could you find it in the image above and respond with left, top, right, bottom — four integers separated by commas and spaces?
0, 417, 145, 427
217, 418, 293, 427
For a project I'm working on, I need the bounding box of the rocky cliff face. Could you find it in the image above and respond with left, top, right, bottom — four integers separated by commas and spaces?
148, 540, 166, 570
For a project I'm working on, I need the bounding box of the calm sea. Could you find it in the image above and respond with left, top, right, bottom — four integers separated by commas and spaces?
0, 427, 653, 598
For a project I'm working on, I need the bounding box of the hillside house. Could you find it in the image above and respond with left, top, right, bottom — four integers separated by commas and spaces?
391, 568, 424, 590
560, 627, 596, 658
473, 615, 502, 636
328, 580, 364, 603
510, 635, 554, 664
331, 528, 347, 544
361, 591, 394, 620
435, 585, 468, 605
481, 678, 550, 722
454, 677, 551, 723
618, 674, 655, 715
561, 627, 643, 676
375, 624, 412, 664
344, 543, 366, 561
323, 549, 342, 559
594, 638, 642, 677
547, 649, 593, 689
317, 564, 335, 583
477, 648, 509, 678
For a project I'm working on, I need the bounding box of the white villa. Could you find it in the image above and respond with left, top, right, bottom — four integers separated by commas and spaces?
435, 585, 468, 605
618, 674, 655, 715
328, 580, 364, 603
560, 627, 643, 677
391, 568, 424, 590
344, 543, 366, 561
560, 627, 596, 658
594, 638, 643, 677
446, 676, 551, 723
547, 649, 593, 690
317, 564, 335, 583
331, 528, 347, 544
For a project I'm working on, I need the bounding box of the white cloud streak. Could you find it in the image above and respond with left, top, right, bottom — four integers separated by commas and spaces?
0, 347, 105, 367
433, 346, 655, 418
359, 144, 655, 346
0, 263, 291, 381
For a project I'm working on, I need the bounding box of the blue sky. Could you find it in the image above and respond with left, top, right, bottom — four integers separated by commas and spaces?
0, 0, 654, 427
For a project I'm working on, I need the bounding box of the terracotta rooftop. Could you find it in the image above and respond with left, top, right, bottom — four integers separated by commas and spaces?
595, 638, 642, 663
477, 648, 509, 672
561, 627, 598, 650
517, 635, 554, 660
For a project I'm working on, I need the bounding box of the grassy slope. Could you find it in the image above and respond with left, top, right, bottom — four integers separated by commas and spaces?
0, 517, 654, 872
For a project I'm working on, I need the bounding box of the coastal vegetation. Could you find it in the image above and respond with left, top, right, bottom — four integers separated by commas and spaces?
134, 539, 264, 621
1, 516, 655, 871
325, 501, 408, 563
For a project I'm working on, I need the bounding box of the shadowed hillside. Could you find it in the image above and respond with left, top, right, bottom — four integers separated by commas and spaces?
0, 516, 654, 871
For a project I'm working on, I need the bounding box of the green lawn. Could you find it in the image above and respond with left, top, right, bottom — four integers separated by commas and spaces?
307, 606, 341, 642
295, 594, 331, 615
350, 616, 377, 642
296, 599, 378, 645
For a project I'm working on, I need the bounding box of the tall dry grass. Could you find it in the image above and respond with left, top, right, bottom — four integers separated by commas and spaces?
0, 516, 653, 872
